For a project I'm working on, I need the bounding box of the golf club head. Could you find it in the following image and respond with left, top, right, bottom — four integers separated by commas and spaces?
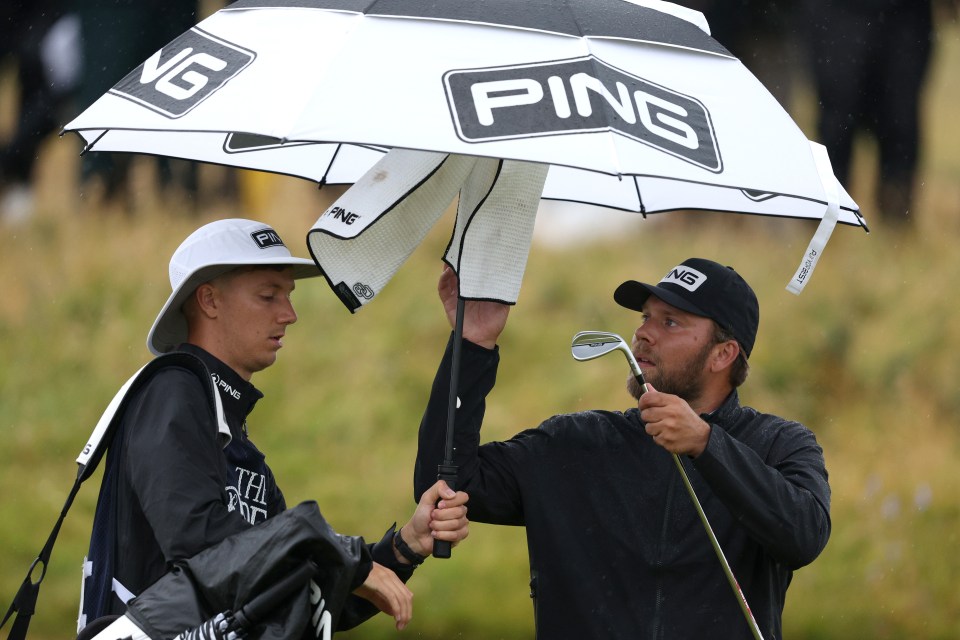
571, 330, 647, 391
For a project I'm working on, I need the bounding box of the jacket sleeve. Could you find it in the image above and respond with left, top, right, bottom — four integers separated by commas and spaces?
414, 333, 526, 525
124, 367, 250, 563
692, 419, 831, 569
335, 525, 418, 630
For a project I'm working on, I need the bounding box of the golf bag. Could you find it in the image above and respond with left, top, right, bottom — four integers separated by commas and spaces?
78, 501, 365, 640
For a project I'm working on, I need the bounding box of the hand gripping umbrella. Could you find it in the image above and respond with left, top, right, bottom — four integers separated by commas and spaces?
63, 0, 868, 560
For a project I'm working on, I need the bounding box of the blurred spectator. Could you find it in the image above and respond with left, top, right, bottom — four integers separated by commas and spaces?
75, 0, 200, 212
664, 1, 802, 234
0, 0, 81, 223
800, 0, 954, 226
693, 0, 802, 110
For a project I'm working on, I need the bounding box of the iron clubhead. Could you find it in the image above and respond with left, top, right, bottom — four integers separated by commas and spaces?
570, 330, 647, 390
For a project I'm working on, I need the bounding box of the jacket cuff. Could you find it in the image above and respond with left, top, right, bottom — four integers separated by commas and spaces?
348, 539, 374, 591
455, 330, 500, 355
369, 524, 416, 582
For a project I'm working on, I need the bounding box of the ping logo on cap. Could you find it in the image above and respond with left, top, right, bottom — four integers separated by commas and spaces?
661, 265, 707, 291
251, 228, 284, 249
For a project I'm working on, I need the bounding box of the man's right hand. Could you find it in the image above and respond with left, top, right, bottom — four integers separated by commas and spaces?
352, 562, 413, 630
438, 264, 510, 349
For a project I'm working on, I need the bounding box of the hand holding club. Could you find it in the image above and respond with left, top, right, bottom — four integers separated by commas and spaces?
639, 383, 711, 457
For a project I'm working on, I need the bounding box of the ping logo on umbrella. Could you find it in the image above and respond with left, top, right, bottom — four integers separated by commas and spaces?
444, 56, 722, 173
110, 28, 255, 119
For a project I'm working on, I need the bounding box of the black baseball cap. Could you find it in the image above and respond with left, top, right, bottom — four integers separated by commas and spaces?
613, 258, 760, 358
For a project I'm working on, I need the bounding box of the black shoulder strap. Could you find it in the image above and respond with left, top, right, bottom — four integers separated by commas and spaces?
1, 352, 223, 640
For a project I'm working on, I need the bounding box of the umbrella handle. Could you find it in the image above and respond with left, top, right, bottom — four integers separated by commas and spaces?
431, 464, 458, 559
433, 297, 465, 559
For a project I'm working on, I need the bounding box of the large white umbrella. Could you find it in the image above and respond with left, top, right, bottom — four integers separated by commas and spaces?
64, 0, 866, 302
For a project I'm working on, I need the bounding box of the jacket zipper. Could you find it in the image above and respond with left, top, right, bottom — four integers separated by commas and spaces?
652, 467, 678, 639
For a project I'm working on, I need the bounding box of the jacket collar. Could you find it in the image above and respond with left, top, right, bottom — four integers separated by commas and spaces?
701, 388, 742, 426
175, 343, 263, 434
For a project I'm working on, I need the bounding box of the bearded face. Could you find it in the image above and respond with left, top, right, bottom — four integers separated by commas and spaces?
627, 336, 715, 402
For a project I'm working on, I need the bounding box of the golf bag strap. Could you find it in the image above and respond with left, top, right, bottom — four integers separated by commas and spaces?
2, 353, 223, 640
1, 472, 84, 640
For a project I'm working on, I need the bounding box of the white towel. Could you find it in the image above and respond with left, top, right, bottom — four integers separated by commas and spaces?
447, 159, 549, 302
308, 148, 475, 310
308, 147, 549, 310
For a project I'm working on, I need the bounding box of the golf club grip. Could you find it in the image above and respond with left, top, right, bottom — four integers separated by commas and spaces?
635, 376, 648, 396
432, 467, 458, 558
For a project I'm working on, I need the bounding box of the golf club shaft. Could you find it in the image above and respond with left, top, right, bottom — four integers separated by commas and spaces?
670, 451, 764, 640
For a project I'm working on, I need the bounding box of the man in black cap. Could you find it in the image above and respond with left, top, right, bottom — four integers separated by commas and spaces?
415, 259, 831, 640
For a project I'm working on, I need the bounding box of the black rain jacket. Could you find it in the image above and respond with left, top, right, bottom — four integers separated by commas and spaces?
415, 335, 831, 640
83, 344, 412, 632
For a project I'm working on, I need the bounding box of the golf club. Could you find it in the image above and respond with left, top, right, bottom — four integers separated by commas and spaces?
570, 330, 764, 640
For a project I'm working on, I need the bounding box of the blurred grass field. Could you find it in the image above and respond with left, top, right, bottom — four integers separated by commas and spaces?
2, 16, 959, 640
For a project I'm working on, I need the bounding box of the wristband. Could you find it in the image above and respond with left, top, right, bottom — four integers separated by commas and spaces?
393, 527, 426, 567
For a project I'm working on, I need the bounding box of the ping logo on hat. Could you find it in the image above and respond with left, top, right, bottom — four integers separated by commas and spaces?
660, 265, 707, 292
251, 228, 284, 249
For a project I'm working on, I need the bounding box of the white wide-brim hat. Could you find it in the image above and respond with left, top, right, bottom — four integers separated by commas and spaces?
147, 218, 320, 355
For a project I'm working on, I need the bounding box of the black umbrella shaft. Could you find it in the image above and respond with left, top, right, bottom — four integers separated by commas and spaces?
433, 297, 464, 559
444, 297, 465, 465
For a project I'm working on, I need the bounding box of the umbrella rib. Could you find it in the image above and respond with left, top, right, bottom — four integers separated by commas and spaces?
80, 130, 110, 156
563, 0, 584, 37
632, 176, 646, 218
317, 142, 342, 187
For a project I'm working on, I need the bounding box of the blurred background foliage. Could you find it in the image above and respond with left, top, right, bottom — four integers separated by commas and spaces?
2, 8, 959, 640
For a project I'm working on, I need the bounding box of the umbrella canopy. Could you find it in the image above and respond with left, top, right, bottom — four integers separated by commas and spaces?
64, 0, 866, 299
